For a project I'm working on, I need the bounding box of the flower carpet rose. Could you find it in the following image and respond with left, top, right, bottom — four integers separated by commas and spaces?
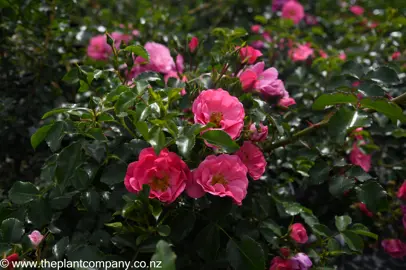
236, 141, 266, 180
282, 1, 305, 24
192, 88, 245, 140
124, 147, 191, 203
238, 45, 263, 64
248, 122, 268, 142
28, 230, 44, 247
381, 239, 406, 258
289, 43, 314, 62
186, 154, 249, 205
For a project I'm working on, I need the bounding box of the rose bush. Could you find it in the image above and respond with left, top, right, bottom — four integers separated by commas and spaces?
1, 0, 406, 269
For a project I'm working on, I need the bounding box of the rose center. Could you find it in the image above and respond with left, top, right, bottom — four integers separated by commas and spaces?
150, 175, 170, 191
209, 112, 223, 128
211, 174, 228, 186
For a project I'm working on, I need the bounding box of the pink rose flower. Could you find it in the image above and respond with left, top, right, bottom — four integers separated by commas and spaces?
278, 97, 296, 107
251, 25, 262, 33
358, 202, 373, 217
319, 50, 328, 59
110, 32, 132, 49
392, 51, 401, 60
289, 223, 308, 244
289, 44, 314, 62
87, 35, 111, 60
192, 89, 245, 140
269, 256, 293, 270
251, 40, 265, 49
189, 37, 199, 53
397, 181, 406, 200
186, 154, 249, 205
339, 52, 347, 61
350, 5, 364, 16
291, 253, 312, 270
282, 1, 305, 25
124, 147, 191, 204
349, 143, 371, 172
28, 230, 44, 247
239, 46, 263, 64
381, 239, 406, 258
249, 123, 268, 142
135, 42, 175, 74
238, 62, 286, 98
236, 141, 267, 180
263, 32, 272, 42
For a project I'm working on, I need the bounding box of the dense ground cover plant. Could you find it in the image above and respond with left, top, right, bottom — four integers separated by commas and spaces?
1, 0, 406, 269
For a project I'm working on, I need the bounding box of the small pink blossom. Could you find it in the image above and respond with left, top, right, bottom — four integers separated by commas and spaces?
278, 97, 296, 107
110, 32, 132, 49
28, 230, 44, 247
291, 253, 312, 270
289, 44, 314, 62
349, 143, 371, 172
381, 239, 406, 258
339, 52, 347, 61
392, 51, 401, 60
251, 25, 262, 33
186, 154, 249, 205
192, 89, 245, 140
290, 223, 308, 244
269, 256, 293, 270
263, 32, 272, 42
236, 141, 267, 180
350, 5, 364, 16
358, 202, 373, 217
397, 181, 406, 201
304, 14, 318, 25
124, 148, 191, 204
87, 35, 111, 60
135, 42, 175, 74
189, 37, 199, 53
319, 50, 328, 59
238, 62, 286, 98
249, 123, 268, 142
251, 40, 265, 49
239, 46, 263, 64
282, 1, 305, 25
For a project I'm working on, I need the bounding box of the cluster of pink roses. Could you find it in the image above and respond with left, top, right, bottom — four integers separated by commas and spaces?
125, 88, 267, 205
270, 223, 312, 269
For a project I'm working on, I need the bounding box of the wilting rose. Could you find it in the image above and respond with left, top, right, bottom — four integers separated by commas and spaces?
124, 148, 191, 203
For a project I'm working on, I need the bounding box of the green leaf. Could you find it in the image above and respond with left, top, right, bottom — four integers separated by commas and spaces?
52, 237, 69, 260
115, 91, 137, 113
342, 231, 364, 252
282, 202, 304, 215
349, 224, 378, 240
312, 93, 358, 110
81, 190, 100, 213
28, 199, 52, 227
366, 66, 399, 84
148, 126, 166, 155
335, 215, 352, 232
1, 218, 24, 243
71, 169, 92, 190
392, 129, 406, 138
226, 236, 265, 270
8, 181, 40, 204
41, 106, 91, 119
201, 130, 239, 153
135, 121, 150, 141
100, 163, 127, 186
260, 219, 282, 236
62, 68, 79, 84
176, 134, 195, 158
329, 175, 355, 197
341, 60, 364, 79
45, 121, 66, 152
194, 224, 220, 260
169, 211, 195, 242
312, 224, 332, 238
328, 107, 371, 144
345, 166, 373, 182
157, 225, 171, 237
360, 98, 406, 123
357, 81, 386, 97
308, 159, 330, 185
31, 124, 53, 149
151, 240, 176, 270
356, 181, 388, 213
55, 142, 83, 192
123, 45, 150, 63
